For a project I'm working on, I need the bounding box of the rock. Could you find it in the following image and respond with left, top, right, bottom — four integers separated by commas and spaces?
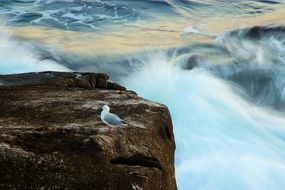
0, 71, 126, 91
0, 72, 176, 190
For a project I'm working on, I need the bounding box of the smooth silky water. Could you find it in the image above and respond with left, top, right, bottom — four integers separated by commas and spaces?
1, 0, 285, 189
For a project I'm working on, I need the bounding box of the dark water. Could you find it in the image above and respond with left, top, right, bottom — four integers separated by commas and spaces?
0, 0, 282, 30
1, 1, 285, 189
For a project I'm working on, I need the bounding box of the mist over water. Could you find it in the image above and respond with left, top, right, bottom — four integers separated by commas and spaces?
1, 0, 285, 189
122, 51, 285, 190
0, 20, 70, 74
0, 39, 70, 74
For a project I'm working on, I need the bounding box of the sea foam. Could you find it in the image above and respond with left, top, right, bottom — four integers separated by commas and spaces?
122, 50, 285, 190
0, 20, 70, 74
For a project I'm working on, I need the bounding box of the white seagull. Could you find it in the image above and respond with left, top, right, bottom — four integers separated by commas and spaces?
101, 105, 127, 133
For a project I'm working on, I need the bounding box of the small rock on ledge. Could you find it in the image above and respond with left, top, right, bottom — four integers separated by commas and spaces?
0, 72, 176, 190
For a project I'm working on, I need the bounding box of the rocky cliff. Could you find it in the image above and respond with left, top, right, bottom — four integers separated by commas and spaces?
0, 72, 176, 190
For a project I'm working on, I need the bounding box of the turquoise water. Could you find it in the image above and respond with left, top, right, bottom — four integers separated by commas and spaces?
122, 50, 285, 189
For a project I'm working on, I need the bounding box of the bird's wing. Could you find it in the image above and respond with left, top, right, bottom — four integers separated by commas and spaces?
103, 113, 124, 126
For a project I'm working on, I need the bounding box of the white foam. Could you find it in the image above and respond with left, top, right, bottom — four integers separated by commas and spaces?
122, 50, 285, 190
181, 25, 217, 37
0, 21, 71, 74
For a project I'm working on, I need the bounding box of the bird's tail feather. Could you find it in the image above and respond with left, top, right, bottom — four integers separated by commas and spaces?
121, 120, 128, 126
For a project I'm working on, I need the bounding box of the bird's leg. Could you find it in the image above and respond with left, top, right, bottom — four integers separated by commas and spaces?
108, 127, 112, 134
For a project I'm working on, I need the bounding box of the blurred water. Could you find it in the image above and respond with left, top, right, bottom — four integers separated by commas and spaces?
0, 0, 282, 31
1, 1, 285, 189
0, 22, 70, 74
122, 50, 285, 190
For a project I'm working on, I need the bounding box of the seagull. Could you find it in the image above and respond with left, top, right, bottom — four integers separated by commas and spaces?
101, 105, 127, 133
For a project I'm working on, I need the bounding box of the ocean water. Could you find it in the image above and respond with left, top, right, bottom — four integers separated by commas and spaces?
1, 0, 285, 189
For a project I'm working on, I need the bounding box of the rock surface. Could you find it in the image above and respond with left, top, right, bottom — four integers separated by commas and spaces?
0, 72, 176, 190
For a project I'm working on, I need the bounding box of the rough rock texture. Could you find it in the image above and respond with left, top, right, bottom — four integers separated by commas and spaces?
0, 72, 176, 190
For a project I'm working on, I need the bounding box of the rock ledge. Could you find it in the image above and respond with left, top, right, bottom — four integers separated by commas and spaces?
0, 72, 176, 190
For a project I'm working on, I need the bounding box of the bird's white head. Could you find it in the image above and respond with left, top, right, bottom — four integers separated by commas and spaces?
102, 105, 110, 112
